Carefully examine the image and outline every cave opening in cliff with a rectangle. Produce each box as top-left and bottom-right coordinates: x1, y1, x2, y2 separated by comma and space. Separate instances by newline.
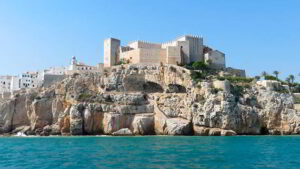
260, 126, 269, 135
167, 84, 187, 93
143, 82, 164, 93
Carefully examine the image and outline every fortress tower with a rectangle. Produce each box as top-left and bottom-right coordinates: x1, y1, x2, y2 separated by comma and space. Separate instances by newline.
104, 38, 120, 67
176, 35, 204, 62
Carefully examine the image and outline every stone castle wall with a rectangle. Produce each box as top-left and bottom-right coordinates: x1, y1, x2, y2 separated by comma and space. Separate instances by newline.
128, 41, 161, 49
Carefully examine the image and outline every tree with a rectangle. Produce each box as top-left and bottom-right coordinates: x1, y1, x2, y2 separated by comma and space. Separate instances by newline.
255, 76, 261, 81
286, 77, 291, 84
289, 75, 295, 84
273, 71, 279, 81
261, 71, 268, 79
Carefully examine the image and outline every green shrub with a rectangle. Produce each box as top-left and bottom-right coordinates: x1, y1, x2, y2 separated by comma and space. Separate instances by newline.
217, 76, 226, 81
273, 85, 289, 94
192, 61, 209, 71
264, 75, 277, 81
191, 71, 205, 81
231, 85, 245, 100
292, 85, 300, 93
244, 84, 251, 89
78, 93, 92, 100
217, 76, 254, 83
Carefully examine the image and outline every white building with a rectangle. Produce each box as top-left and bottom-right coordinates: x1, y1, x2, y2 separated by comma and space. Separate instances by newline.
20, 72, 42, 89
66, 56, 103, 75
44, 66, 66, 75
0, 56, 104, 98
0, 76, 20, 95
0, 76, 13, 93
10, 76, 21, 91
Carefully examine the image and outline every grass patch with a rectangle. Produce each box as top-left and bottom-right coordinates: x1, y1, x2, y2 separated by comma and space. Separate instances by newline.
78, 93, 93, 100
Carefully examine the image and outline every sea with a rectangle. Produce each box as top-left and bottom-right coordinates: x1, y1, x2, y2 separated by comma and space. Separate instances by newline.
0, 136, 300, 169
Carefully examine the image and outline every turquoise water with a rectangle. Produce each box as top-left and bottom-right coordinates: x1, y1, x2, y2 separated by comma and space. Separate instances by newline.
0, 136, 300, 169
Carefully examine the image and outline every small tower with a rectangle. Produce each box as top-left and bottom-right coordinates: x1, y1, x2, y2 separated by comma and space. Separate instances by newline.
71, 56, 77, 65
69, 56, 78, 71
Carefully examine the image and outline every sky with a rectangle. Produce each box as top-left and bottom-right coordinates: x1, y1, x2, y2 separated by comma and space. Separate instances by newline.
0, 0, 299, 81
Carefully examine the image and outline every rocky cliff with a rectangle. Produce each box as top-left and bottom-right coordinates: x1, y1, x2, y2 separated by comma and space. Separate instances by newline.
1, 64, 299, 136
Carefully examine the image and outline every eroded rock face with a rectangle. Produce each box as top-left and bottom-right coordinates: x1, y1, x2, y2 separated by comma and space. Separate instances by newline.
83, 104, 104, 135
30, 98, 53, 130
132, 115, 154, 135
70, 105, 83, 135
0, 64, 299, 136
0, 100, 15, 133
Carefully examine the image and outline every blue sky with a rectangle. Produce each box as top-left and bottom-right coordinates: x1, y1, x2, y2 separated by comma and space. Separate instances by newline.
0, 0, 299, 81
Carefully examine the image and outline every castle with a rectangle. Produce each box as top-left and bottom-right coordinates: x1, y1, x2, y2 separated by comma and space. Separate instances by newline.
0, 35, 245, 99
104, 35, 226, 69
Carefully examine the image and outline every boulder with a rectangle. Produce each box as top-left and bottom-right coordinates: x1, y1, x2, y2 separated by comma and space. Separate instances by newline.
11, 125, 31, 134
165, 118, 192, 135
193, 126, 210, 136
112, 128, 133, 136
50, 124, 61, 135
131, 114, 154, 135
208, 128, 221, 136
221, 129, 237, 136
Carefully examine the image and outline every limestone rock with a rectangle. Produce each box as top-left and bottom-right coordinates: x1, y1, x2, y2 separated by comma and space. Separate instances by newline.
30, 98, 53, 130
83, 104, 104, 134
70, 105, 83, 135
165, 118, 192, 135
11, 125, 31, 134
50, 124, 61, 135
0, 100, 15, 133
193, 126, 210, 136
112, 128, 133, 136
0, 64, 300, 136
131, 114, 154, 135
